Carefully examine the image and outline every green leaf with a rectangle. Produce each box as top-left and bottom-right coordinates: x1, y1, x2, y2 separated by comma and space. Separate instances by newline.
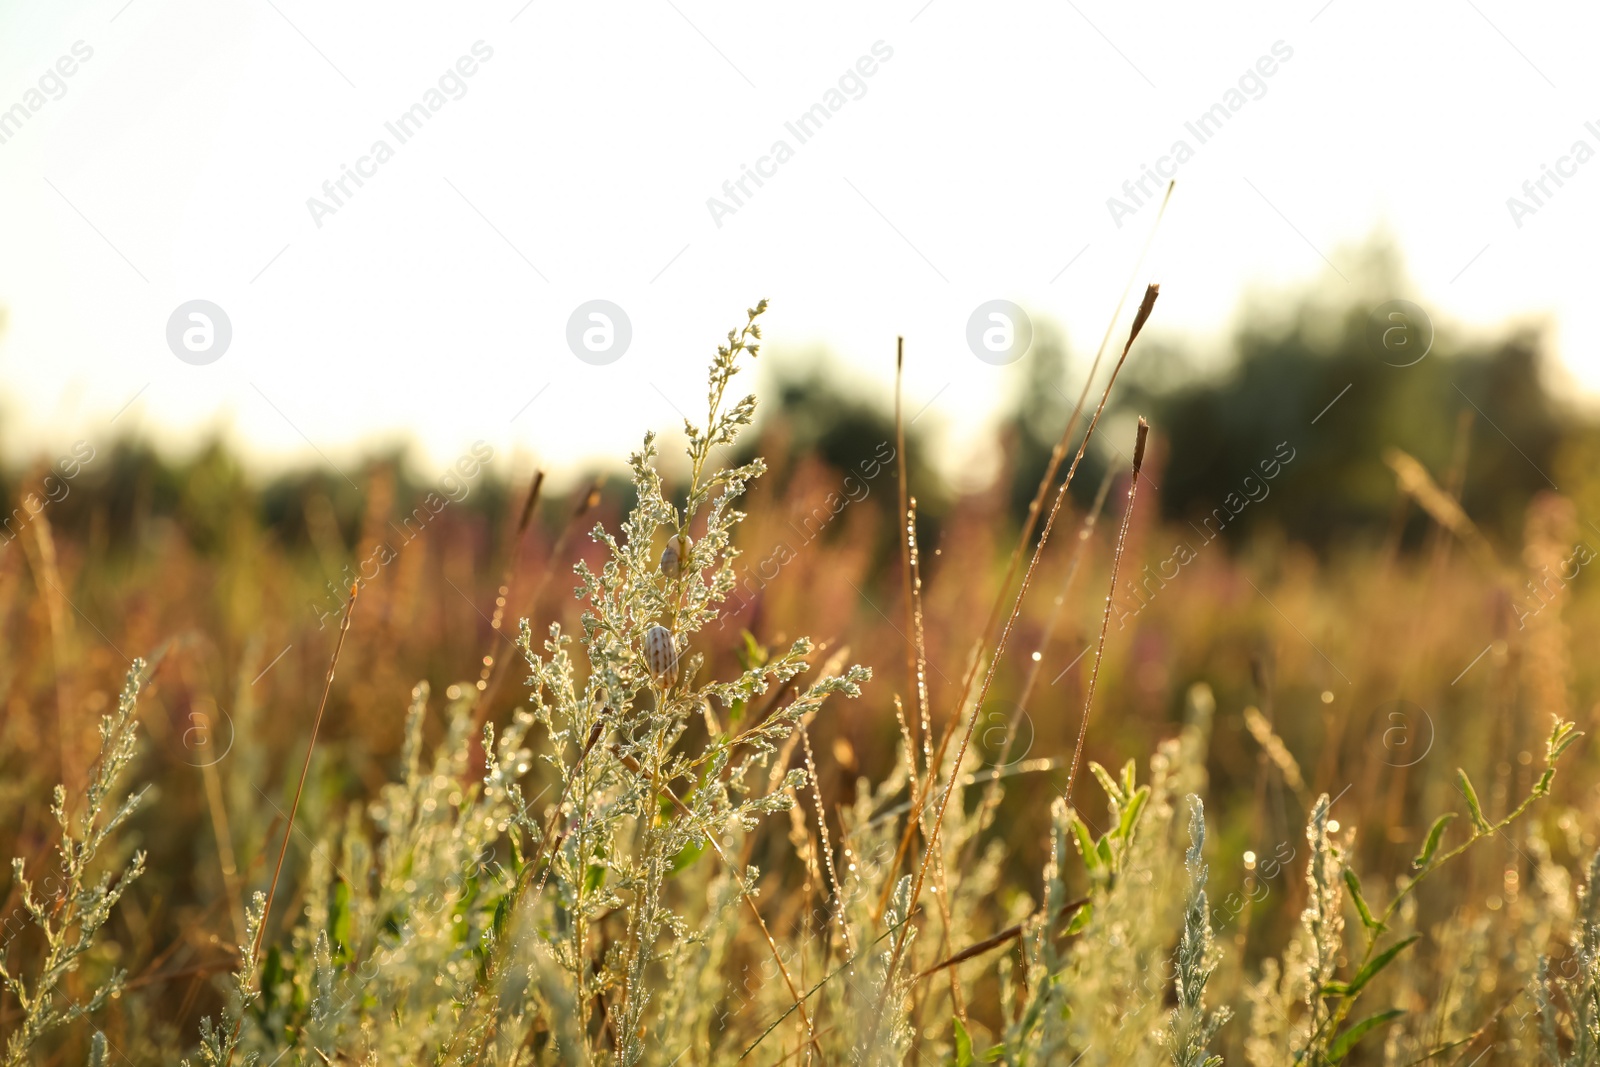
670, 839, 708, 875
1533, 767, 1556, 797
1413, 813, 1456, 869
953, 1017, 974, 1067
1119, 758, 1138, 799
1089, 761, 1125, 805
1066, 901, 1094, 934
1457, 769, 1491, 834
1320, 981, 1350, 997
260, 946, 285, 1013
1549, 719, 1582, 762
584, 863, 608, 894
1346, 934, 1420, 997
739, 629, 768, 669
330, 879, 354, 962
1343, 869, 1384, 932
1095, 835, 1114, 870
1118, 787, 1150, 844
491, 893, 513, 941
1068, 813, 1102, 873
1328, 1009, 1405, 1062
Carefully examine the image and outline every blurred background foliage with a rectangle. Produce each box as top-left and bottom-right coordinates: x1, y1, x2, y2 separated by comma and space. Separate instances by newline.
4, 242, 1576, 567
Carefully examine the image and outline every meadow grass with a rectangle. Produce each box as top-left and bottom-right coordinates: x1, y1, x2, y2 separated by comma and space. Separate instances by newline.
0, 299, 1595, 1065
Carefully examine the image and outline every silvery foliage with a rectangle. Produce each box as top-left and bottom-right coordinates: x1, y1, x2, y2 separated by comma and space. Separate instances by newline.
169, 303, 867, 1065
523, 299, 870, 1064
1536, 851, 1600, 1066
2, 661, 149, 1067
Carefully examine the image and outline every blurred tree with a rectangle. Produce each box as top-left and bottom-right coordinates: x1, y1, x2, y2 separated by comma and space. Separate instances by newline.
737, 352, 945, 517
1119, 244, 1563, 552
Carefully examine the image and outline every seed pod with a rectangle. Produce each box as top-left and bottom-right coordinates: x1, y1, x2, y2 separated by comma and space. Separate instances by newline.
643, 624, 679, 687
660, 534, 690, 579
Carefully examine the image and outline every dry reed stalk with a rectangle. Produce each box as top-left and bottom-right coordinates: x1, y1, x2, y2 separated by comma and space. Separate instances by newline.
868, 292, 1159, 1055
1426, 408, 1477, 573
899, 496, 965, 1027
1520, 494, 1576, 747
1063, 418, 1149, 810
1368, 409, 1477, 835
895, 338, 919, 750
783, 776, 823, 945
914, 895, 1090, 980
960, 463, 1118, 872
906, 498, 933, 775
20, 510, 77, 803
875, 187, 1173, 923
198, 751, 247, 948
894, 696, 919, 802
355, 464, 395, 608
528, 476, 602, 598
468, 468, 545, 729
800, 722, 852, 957
927, 844, 965, 1027
223, 583, 358, 1067
1385, 448, 1498, 569
1241, 705, 1308, 802
160, 637, 249, 951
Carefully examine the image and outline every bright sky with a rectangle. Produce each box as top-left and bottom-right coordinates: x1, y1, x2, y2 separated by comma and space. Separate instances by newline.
2, 0, 1597, 485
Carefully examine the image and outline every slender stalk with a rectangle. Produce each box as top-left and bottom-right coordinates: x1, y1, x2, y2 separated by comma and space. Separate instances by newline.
874, 185, 1173, 922
907, 498, 933, 778
914, 895, 1090, 980
867, 289, 1160, 1057
199, 721, 247, 952
469, 468, 544, 729
739, 915, 916, 1062
20, 512, 78, 804
901, 496, 964, 1027
1064, 419, 1149, 810
895, 337, 919, 751
960, 463, 1116, 873
478, 473, 603, 723
800, 723, 852, 957
223, 583, 358, 1066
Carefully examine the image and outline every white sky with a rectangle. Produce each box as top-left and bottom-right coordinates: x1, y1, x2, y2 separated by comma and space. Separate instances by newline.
2, 0, 1597, 485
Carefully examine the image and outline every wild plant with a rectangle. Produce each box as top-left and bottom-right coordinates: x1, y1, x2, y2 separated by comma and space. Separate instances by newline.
502, 299, 871, 1064
1243, 716, 1583, 1067
1535, 849, 1600, 1065
167, 301, 872, 1065
1169, 797, 1231, 1067
1, 661, 149, 1067
986, 726, 1200, 1066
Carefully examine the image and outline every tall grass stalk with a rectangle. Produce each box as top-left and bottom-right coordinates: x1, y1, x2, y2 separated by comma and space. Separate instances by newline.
869, 290, 1159, 1056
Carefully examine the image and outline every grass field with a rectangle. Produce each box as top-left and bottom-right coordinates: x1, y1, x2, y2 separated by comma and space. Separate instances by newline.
1, 295, 1597, 1066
